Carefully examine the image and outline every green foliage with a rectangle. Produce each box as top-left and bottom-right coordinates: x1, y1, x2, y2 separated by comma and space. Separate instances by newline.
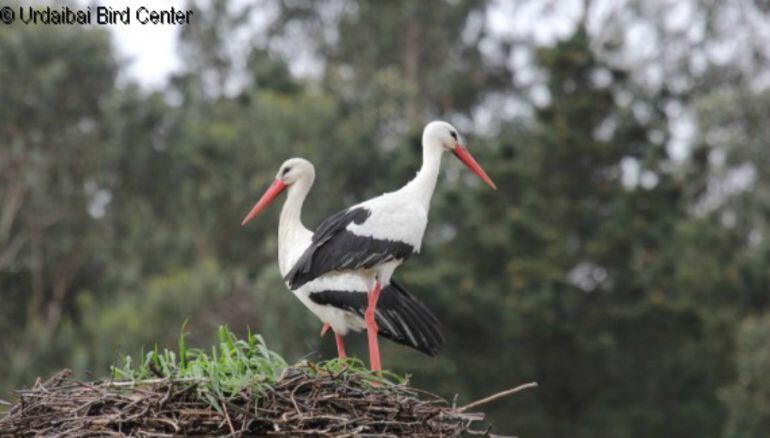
111, 326, 402, 411
112, 326, 288, 409
721, 314, 770, 437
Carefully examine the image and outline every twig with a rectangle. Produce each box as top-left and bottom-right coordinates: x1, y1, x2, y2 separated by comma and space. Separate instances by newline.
221, 399, 236, 436
456, 382, 538, 413
104, 377, 205, 387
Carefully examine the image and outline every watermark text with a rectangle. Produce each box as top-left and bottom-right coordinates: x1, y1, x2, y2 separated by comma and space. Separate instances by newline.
0, 5, 194, 26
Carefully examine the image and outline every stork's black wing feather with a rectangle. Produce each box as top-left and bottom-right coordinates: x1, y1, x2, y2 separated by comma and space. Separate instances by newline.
284, 207, 414, 290
308, 279, 443, 356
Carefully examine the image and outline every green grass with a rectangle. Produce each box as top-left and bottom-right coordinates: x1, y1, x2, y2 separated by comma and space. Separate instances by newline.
111, 325, 404, 411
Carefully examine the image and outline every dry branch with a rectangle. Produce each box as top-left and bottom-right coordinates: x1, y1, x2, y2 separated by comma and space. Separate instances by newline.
457, 382, 538, 413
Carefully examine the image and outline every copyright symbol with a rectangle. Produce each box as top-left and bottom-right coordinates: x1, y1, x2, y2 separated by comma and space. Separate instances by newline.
0, 7, 14, 24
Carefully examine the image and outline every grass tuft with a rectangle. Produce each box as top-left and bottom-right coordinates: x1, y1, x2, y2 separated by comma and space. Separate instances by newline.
110, 325, 404, 411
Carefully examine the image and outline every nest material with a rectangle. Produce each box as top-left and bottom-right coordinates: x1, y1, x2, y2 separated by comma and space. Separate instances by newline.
0, 367, 487, 437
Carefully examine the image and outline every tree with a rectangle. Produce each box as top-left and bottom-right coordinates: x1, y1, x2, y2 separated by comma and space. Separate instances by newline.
721, 313, 770, 438
0, 23, 117, 393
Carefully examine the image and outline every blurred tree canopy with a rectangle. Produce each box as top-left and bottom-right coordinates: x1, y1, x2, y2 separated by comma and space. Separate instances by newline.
2, 0, 770, 436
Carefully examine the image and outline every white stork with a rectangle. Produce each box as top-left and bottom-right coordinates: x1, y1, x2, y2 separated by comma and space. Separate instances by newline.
243, 121, 495, 371
241, 158, 443, 361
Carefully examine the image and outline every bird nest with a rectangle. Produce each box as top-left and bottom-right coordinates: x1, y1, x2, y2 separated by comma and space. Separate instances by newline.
0, 366, 492, 437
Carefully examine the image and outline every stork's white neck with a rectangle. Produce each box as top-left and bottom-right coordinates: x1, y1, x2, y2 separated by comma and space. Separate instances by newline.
402, 142, 445, 208
278, 178, 312, 274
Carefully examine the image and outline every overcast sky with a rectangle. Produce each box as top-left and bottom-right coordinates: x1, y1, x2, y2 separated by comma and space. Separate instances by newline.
102, 0, 729, 169
107, 0, 584, 89
97, 0, 186, 88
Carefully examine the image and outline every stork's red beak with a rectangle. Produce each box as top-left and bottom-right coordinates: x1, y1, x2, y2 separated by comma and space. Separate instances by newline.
241, 179, 287, 226
453, 145, 497, 190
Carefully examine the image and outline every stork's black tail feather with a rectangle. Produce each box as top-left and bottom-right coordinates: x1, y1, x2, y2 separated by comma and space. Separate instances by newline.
374, 279, 444, 356
307, 279, 444, 356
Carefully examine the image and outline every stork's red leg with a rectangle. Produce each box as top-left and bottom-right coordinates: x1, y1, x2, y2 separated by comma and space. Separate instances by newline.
335, 333, 347, 359
320, 322, 331, 337
364, 281, 382, 371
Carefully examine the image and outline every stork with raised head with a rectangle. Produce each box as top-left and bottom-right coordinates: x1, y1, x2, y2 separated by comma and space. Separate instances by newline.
241, 158, 443, 360
247, 121, 496, 371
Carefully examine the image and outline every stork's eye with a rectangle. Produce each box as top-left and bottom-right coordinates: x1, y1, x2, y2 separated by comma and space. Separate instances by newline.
281, 167, 291, 176
450, 131, 458, 140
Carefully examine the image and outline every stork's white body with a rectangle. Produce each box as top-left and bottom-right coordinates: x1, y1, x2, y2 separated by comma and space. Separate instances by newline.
345, 192, 432, 252
354, 130, 444, 253
277, 174, 368, 335
284, 132, 446, 289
